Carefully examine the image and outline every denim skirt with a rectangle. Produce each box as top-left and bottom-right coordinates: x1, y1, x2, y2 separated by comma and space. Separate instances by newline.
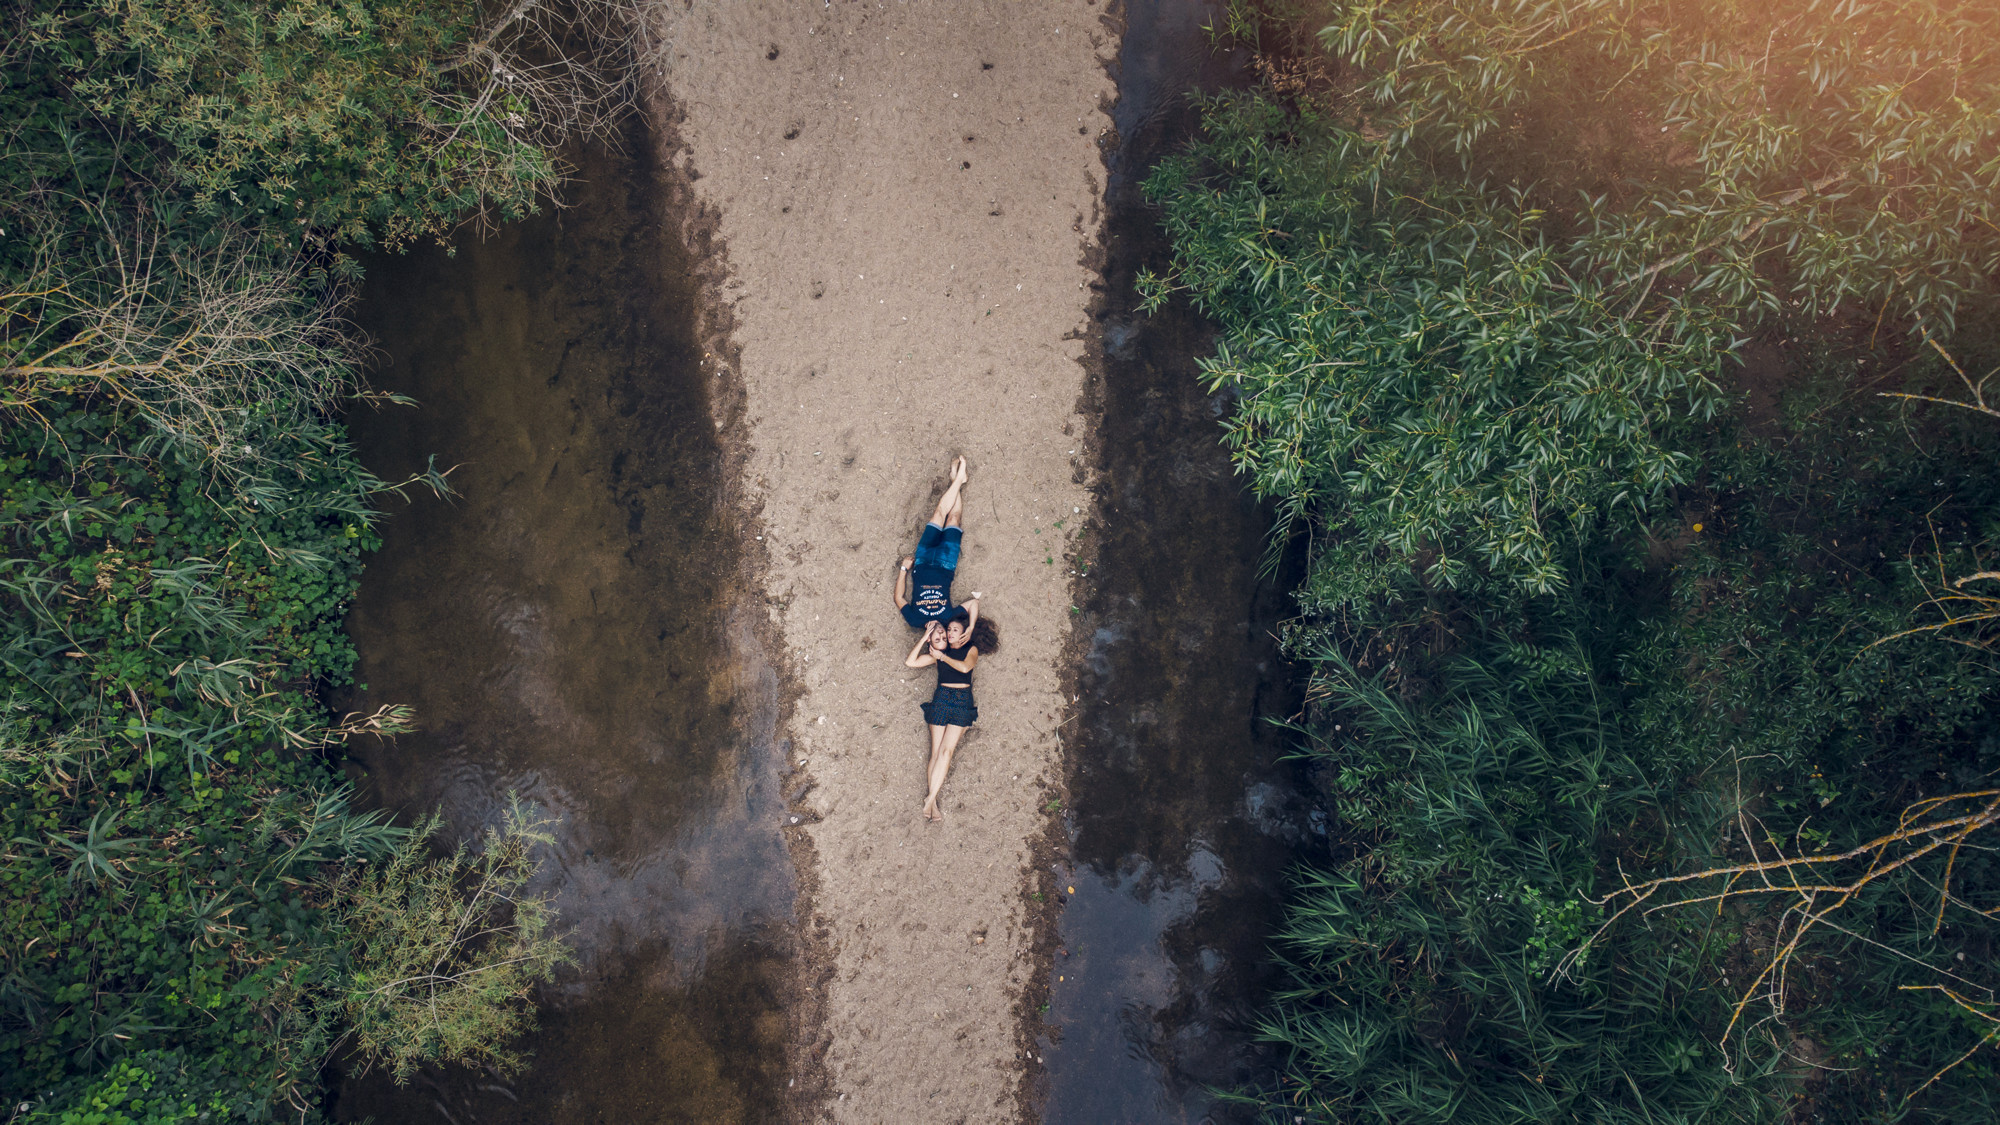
921, 685, 979, 727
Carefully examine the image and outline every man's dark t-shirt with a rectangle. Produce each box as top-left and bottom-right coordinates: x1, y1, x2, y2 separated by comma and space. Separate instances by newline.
901, 563, 953, 628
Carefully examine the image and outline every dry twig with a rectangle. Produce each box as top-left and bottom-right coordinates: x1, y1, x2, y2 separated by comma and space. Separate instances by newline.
1570, 790, 2000, 1092
1, 224, 357, 478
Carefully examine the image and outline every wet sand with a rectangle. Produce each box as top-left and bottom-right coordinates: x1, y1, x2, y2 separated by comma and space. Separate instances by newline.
645, 3, 1116, 1120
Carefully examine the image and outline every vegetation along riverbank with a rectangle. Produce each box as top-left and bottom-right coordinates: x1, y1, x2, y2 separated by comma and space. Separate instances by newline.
1139, 2, 2000, 1120
0, 0, 638, 1116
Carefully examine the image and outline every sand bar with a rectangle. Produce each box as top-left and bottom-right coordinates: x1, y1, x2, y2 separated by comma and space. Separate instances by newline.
646, 3, 1115, 1120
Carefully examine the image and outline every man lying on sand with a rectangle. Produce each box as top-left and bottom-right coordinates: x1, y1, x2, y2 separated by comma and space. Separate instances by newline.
892, 456, 980, 633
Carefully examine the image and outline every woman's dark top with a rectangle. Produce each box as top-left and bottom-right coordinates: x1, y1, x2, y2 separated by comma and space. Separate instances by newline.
936, 643, 975, 689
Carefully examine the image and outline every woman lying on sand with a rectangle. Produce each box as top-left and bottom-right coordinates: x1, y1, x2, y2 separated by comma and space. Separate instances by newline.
904, 609, 999, 821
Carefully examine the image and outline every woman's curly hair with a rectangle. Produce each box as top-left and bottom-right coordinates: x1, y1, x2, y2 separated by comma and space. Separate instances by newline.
969, 616, 999, 656
947, 607, 999, 655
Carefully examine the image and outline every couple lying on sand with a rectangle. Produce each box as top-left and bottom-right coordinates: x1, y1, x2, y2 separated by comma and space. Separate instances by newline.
890, 456, 999, 821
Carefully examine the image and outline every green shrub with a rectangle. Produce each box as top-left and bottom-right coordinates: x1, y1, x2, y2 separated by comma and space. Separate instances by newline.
1141, 94, 1733, 600
327, 801, 572, 1084
1160, 5, 2000, 1121
0, 344, 567, 1119
19, 1049, 265, 1124
0, 398, 386, 1103
1237, 0, 2000, 334
5, 0, 629, 250
1259, 648, 1777, 1124
1250, 419, 2000, 1116
0, 0, 609, 1111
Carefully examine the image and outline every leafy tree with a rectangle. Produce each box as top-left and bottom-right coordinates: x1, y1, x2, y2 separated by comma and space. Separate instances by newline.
1155, 4, 2000, 1121
322, 801, 571, 1084
5, 0, 636, 249
1296, 0, 2000, 334
1141, 95, 1734, 598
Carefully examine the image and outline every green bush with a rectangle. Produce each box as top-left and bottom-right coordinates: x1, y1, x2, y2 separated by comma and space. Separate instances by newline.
4, 0, 629, 250
1156, 5, 2000, 1121
1253, 414, 2000, 1118
327, 801, 571, 1083
1262, 649, 1776, 1124
1141, 94, 1733, 599
1245, 0, 2000, 334
1, 0, 607, 1113
0, 398, 389, 1103
19, 1049, 265, 1124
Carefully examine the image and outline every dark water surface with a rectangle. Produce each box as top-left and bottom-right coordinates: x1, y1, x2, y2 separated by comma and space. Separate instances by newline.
1039, 3, 1316, 1124
330, 139, 797, 1124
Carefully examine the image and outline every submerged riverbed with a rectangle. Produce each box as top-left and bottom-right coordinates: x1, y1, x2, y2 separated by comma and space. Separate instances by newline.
330, 140, 800, 1124
1037, 2, 1316, 1122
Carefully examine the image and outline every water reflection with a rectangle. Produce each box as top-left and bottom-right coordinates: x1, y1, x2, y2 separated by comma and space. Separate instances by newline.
329, 136, 798, 1123
1052, 847, 1225, 1081
1039, 1, 1316, 1122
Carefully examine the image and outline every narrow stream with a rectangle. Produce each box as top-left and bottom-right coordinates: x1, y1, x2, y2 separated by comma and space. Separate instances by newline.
1040, 3, 1316, 1123
329, 138, 798, 1124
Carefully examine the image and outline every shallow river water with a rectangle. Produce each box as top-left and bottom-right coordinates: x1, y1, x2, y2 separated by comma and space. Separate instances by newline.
331, 4, 1312, 1120
1036, 3, 1315, 1123
330, 140, 798, 1124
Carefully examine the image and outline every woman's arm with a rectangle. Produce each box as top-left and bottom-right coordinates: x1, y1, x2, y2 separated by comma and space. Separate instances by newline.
905, 626, 939, 667
892, 557, 913, 610
960, 595, 980, 631
935, 647, 979, 674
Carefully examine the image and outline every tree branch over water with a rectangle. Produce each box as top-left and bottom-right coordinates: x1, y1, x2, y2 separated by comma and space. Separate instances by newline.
1580, 790, 2000, 1092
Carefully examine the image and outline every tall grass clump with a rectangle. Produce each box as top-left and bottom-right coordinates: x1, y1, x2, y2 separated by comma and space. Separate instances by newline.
1265, 646, 1776, 1122
1149, 1, 2000, 1120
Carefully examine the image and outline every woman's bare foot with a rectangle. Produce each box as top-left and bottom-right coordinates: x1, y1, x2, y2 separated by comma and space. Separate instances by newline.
923, 800, 940, 821
951, 455, 968, 483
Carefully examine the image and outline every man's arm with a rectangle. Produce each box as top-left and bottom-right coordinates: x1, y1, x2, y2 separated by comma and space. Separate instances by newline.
893, 556, 913, 610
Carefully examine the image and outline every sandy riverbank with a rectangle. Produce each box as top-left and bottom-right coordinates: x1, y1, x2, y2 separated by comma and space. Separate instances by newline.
641, 3, 1115, 1120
